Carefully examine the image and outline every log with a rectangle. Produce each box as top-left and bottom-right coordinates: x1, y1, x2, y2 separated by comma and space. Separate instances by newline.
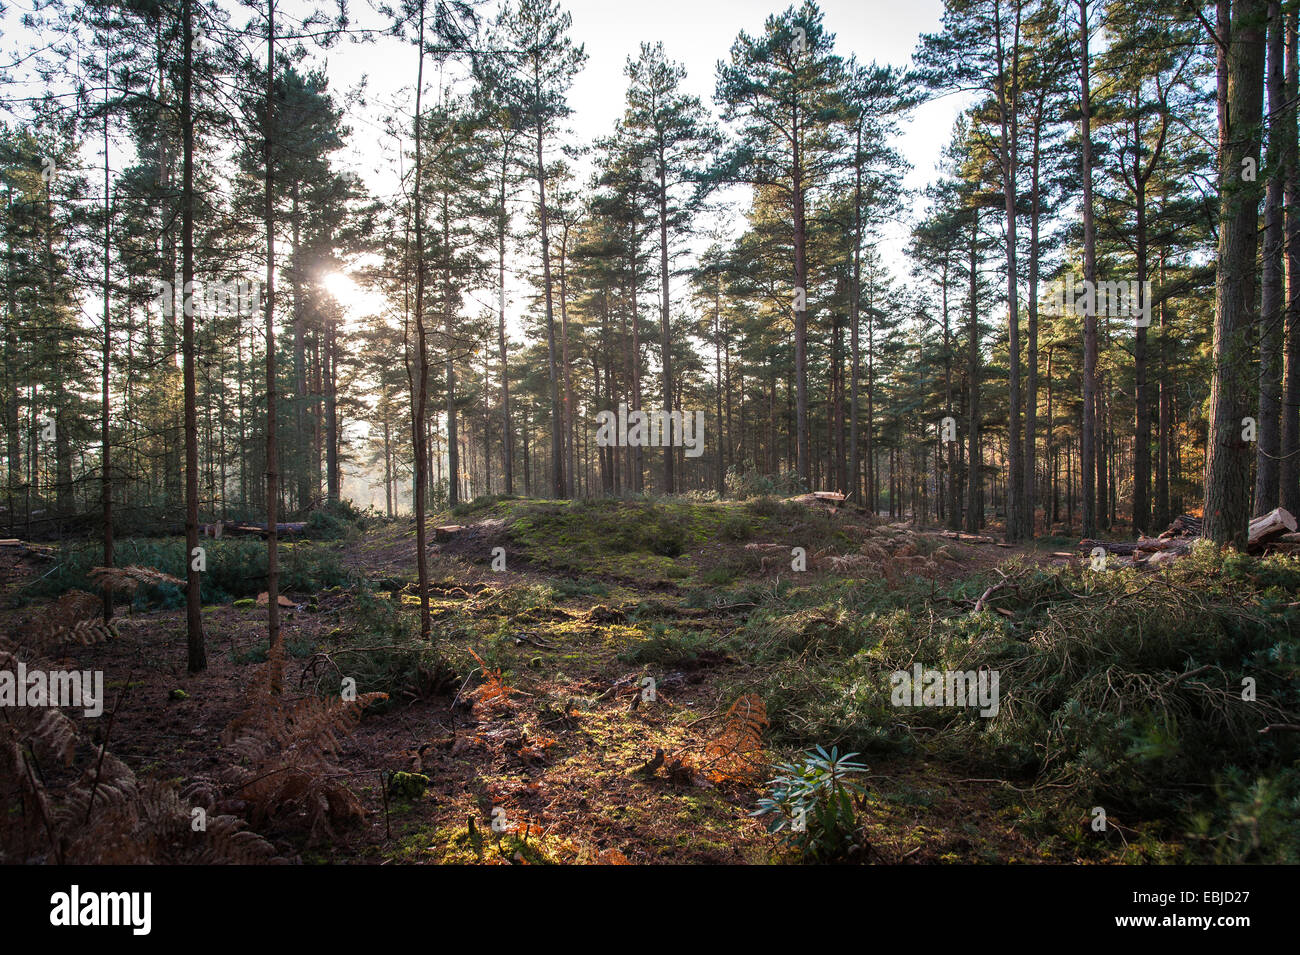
1081, 537, 1191, 556
1081, 539, 1140, 555
939, 531, 999, 545
1248, 507, 1297, 550
0, 539, 54, 558
205, 521, 307, 537
1158, 514, 1202, 538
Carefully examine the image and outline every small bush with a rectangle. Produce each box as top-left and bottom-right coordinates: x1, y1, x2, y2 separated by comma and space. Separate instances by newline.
753, 746, 868, 863
718, 511, 754, 542
727, 468, 805, 500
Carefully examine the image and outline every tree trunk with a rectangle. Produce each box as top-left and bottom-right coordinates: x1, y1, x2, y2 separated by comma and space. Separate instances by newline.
1257, 0, 1286, 514
410, 1, 432, 639
534, 64, 564, 499
1079, 0, 1099, 538
181, 0, 205, 672
1205, 0, 1267, 547
263, 0, 282, 666
1283, 7, 1300, 514
101, 41, 114, 622
965, 211, 981, 534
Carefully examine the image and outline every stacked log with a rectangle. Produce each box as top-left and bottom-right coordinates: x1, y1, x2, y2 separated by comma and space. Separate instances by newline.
1081, 508, 1297, 562
1158, 514, 1202, 539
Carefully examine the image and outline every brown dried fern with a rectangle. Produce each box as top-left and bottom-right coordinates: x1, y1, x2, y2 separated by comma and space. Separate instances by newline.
22, 591, 115, 651
0, 641, 280, 864
675, 693, 768, 786
221, 643, 386, 842
466, 647, 518, 717
88, 564, 183, 596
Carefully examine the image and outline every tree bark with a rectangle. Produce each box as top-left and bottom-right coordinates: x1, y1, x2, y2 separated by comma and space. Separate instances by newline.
1205, 0, 1267, 547
181, 0, 205, 672
1257, 0, 1286, 514
1079, 0, 1099, 538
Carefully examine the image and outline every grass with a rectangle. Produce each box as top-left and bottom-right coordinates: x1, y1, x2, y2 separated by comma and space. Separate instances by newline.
9, 496, 1298, 865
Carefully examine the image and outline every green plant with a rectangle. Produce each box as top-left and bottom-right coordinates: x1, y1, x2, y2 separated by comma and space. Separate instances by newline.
1188, 765, 1300, 863
727, 467, 805, 500
718, 511, 754, 542
753, 745, 868, 862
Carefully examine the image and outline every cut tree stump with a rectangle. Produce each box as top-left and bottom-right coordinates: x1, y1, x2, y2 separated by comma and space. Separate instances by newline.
434, 525, 463, 541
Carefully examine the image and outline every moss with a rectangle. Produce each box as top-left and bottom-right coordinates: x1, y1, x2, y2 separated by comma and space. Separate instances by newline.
387, 771, 430, 800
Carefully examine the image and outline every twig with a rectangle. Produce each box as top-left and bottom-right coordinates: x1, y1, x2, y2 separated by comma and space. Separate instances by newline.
1260, 723, 1300, 734
84, 669, 132, 825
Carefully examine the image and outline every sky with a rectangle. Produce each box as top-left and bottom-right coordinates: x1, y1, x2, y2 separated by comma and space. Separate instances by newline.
313, 0, 969, 324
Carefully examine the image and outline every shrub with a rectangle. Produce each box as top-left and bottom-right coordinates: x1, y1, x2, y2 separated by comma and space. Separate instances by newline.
25, 538, 351, 608
739, 555, 1300, 819
718, 511, 754, 542
753, 746, 868, 863
726, 467, 805, 500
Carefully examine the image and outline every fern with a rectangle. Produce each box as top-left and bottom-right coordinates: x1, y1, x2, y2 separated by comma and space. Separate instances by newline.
221, 642, 387, 842
685, 694, 768, 785
87, 564, 184, 596
21, 591, 116, 651
466, 647, 518, 717
0, 640, 281, 864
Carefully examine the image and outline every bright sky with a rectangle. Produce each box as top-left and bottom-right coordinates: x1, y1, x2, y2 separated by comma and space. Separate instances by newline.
315, 0, 966, 323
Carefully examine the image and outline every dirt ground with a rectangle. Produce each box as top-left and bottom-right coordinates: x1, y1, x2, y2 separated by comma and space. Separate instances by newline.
2, 500, 1148, 864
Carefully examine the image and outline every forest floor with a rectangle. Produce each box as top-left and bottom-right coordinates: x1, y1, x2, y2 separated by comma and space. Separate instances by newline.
5, 495, 1297, 864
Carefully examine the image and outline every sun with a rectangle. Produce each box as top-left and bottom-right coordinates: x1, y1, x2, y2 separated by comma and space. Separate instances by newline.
320, 270, 362, 304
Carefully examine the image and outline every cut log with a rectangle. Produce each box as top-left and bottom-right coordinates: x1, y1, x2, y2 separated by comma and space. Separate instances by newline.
1081, 538, 1191, 556
205, 521, 306, 537
0, 539, 54, 558
939, 531, 999, 545
1247, 507, 1297, 551
1158, 513, 1203, 538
